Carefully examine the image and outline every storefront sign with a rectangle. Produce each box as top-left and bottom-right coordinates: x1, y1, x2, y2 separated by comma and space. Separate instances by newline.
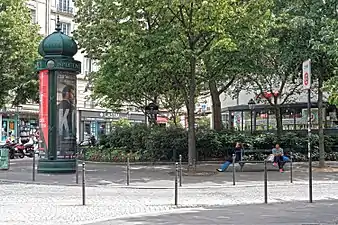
0, 148, 9, 170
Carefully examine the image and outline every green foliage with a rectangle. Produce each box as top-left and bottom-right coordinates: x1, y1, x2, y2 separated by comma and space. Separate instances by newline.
84, 125, 338, 162
112, 118, 131, 128
0, 0, 41, 106
196, 116, 210, 129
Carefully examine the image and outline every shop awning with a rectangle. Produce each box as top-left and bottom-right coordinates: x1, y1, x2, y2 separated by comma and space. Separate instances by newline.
157, 116, 168, 123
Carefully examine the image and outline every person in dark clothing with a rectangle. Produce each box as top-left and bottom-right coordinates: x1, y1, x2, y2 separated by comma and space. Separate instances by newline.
217, 142, 243, 172
57, 85, 75, 137
272, 144, 285, 173
56, 85, 76, 156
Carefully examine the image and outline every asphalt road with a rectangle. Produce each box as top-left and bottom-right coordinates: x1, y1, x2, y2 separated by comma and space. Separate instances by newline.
1, 158, 338, 186
92, 200, 338, 225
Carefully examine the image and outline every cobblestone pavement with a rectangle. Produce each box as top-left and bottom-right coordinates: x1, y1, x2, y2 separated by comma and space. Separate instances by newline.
94, 200, 338, 225
2, 181, 338, 225
1, 159, 338, 187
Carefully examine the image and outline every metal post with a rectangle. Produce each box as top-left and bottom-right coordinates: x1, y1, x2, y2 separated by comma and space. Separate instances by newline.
264, 160, 268, 204
127, 157, 130, 186
75, 158, 79, 184
82, 162, 86, 205
232, 154, 236, 185
32, 152, 36, 181
174, 162, 178, 206
179, 154, 182, 187
308, 89, 313, 203
290, 151, 293, 183
250, 110, 253, 134
193, 158, 196, 172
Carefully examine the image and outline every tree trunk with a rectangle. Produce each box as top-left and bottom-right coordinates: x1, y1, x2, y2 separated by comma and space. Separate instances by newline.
318, 73, 325, 167
209, 80, 222, 131
275, 106, 283, 139
187, 56, 197, 167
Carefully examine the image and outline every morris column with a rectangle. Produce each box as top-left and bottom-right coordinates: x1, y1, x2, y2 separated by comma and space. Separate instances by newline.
36, 17, 81, 173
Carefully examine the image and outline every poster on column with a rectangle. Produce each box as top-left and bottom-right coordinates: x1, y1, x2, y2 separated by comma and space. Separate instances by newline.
39, 70, 49, 154
56, 71, 77, 158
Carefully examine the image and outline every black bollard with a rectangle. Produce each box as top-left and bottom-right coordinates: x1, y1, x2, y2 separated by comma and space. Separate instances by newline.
82, 162, 86, 205
32, 152, 36, 181
232, 154, 236, 185
174, 162, 178, 206
179, 154, 182, 187
126, 157, 130, 186
290, 152, 293, 183
264, 160, 268, 204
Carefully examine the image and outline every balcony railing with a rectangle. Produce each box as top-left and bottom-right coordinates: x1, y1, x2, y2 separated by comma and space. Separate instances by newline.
57, 4, 74, 14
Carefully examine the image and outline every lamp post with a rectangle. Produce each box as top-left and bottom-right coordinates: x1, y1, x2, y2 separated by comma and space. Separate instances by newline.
248, 99, 256, 134
145, 103, 159, 125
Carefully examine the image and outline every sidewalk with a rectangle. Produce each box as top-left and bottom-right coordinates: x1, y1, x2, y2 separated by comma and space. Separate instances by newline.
96, 200, 338, 225
1, 180, 338, 225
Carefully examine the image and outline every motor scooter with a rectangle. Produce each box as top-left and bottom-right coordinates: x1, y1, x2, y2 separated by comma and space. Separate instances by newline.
5, 139, 24, 159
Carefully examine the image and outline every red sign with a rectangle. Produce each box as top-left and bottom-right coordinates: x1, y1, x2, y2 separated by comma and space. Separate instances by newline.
39, 70, 49, 149
304, 72, 309, 86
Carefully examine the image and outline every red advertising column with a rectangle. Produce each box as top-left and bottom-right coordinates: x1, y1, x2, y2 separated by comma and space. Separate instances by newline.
39, 70, 49, 154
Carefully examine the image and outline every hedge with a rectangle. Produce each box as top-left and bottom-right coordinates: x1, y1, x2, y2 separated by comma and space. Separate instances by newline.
81, 124, 338, 162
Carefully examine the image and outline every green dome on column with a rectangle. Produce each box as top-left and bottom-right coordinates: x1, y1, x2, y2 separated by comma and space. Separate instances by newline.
38, 16, 77, 58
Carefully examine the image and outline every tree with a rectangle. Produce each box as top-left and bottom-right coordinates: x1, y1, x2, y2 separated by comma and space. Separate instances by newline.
202, 0, 273, 131
282, 0, 338, 167
0, 0, 41, 106
160, 88, 185, 126
241, 14, 306, 138
75, 0, 277, 167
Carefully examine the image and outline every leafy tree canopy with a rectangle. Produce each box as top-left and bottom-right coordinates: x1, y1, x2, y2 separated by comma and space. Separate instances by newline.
0, 0, 41, 106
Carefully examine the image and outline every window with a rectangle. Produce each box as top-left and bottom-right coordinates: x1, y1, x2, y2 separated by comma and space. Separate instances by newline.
30, 9, 36, 23
60, 22, 71, 35
58, 0, 73, 14
83, 57, 92, 75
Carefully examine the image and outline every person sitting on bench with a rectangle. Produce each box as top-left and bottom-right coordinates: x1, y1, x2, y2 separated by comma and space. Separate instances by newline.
272, 144, 285, 173
217, 142, 242, 172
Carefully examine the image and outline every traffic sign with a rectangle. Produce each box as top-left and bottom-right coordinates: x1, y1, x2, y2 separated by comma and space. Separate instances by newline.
302, 59, 311, 90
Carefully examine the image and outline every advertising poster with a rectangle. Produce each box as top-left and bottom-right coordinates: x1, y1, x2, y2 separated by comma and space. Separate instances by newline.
39, 70, 49, 153
56, 71, 77, 158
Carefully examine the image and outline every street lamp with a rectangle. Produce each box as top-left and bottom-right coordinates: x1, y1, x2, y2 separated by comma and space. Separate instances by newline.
248, 99, 256, 134
145, 103, 159, 125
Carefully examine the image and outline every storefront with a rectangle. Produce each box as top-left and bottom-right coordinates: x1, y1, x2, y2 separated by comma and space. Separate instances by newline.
0, 108, 39, 142
78, 110, 146, 141
222, 102, 338, 132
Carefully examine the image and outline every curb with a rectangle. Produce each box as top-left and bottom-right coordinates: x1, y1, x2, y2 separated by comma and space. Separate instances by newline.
82, 160, 338, 167
0, 179, 91, 187
82, 160, 223, 166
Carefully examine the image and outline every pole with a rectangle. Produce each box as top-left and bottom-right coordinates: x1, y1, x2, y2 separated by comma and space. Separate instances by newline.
308, 89, 313, 203
232, 154, 236, 185
174, 162, 178, 206
179, 154, 182, 187
32, 152, 36, 181
290, 151, 293, 183
75, 158, 79, 184
250, 110, 253, 134
264, 159, 268, 204
82, 162, 86, 205
126, 157, 130, 186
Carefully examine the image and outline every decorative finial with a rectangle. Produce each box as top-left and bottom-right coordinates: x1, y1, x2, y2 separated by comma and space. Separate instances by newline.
55, 15, 61, 32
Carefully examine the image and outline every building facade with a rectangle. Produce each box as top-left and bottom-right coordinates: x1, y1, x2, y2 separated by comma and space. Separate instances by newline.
0, 0, 150, 143
218, 88, 338, 132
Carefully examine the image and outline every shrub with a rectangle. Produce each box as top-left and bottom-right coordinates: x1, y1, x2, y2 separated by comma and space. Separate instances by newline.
89, 125, 338, 162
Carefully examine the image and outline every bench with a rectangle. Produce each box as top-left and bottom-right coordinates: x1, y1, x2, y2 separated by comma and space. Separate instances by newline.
237, 149, 292, 172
